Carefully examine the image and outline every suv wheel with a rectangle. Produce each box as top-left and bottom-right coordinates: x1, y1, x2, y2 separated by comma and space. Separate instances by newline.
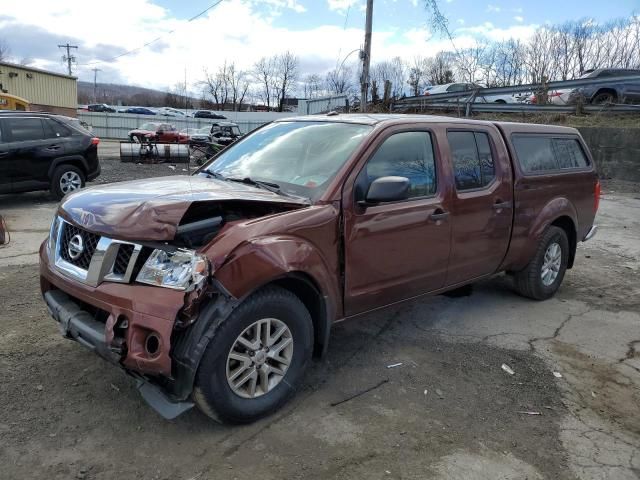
193, 286, 313, 423
51, 165, 85, 200
513, 226, 569, 300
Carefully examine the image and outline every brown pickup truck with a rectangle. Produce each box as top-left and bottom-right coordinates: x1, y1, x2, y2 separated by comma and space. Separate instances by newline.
40, 114, 599, 422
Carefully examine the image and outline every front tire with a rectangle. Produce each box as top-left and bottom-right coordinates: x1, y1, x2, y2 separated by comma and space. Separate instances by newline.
513, 226, 569, 300
194, 286, 313, 423
51, 165, 85, 200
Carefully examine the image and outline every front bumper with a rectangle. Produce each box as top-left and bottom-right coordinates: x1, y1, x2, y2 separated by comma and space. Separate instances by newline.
39, 241, 195, 418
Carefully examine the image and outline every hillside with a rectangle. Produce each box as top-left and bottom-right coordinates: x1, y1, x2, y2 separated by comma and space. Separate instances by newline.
77, 81, 201, 108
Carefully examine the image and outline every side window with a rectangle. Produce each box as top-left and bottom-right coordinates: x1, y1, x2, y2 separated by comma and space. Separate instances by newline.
552, 138, 588, 169
5, 118, 45, 142
512, 135, 557, 172
43, 119, 71, 138
512, 135, 589, 173
448, 131, 496, 190
363, 131, 437, 199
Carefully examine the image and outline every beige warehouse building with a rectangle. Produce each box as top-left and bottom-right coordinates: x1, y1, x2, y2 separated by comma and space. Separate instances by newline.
0, 61, 77, 116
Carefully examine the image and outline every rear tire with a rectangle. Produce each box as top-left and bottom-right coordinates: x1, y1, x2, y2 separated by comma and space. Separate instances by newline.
51, 165, 85, 200
513, 226, 569, 300
194, 286, 313, 423
592, 91, 616, 105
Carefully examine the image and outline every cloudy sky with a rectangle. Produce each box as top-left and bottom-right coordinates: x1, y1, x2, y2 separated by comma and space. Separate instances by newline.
0, 0, 636, 90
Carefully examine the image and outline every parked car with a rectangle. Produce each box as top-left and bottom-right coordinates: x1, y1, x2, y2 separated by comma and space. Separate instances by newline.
0, 111, 100, 199
128, 122, 189, 143
121, 107, 156, 115
157, 107, 189, 117
553, 69, 640, 105
209, 121, 243, 145
424, 83, 517, 103
40, 114, 598, 423
87, 103, 116, 113
186, 126, 214, 145
194, 110, 227, 119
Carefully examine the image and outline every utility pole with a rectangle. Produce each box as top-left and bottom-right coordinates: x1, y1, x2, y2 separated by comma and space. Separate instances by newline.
360, 0, 373, 113
58, 43, 78, 76
92, 68, 101, 103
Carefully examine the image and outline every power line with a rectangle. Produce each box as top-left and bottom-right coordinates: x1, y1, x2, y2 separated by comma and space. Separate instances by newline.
58, 43, 78, 75
78, 0, 225, 67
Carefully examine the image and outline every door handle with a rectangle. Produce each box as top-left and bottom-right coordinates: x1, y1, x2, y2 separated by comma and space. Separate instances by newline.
47, 145, 61, 150
493, 200, 512, 210
429, 209, 450, 221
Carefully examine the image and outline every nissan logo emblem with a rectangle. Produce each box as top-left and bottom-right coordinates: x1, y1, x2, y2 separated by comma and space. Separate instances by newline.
67, 234, 85, 260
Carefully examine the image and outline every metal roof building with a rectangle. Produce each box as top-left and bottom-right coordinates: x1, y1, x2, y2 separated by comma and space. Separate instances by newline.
0, 62, 77, 116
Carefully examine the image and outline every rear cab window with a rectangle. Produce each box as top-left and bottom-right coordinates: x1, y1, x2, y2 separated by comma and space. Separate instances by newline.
511, 135, 589, 173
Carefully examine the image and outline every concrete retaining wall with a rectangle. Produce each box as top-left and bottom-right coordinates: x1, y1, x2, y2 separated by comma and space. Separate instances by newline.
578, 127, 640, 182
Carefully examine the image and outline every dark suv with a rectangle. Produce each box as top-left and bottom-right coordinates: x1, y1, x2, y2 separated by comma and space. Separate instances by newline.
0, 112, 101, 199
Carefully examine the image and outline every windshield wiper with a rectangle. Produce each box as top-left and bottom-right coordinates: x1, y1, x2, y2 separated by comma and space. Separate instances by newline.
226, 177, 282, 192
226, 177, 310, 203
201, 169, 226, 181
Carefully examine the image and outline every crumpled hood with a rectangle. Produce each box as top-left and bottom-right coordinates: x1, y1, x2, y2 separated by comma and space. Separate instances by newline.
58, 175, 307, 241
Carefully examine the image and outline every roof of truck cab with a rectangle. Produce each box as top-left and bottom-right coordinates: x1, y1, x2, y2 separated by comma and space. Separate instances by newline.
278, 113, 580, 135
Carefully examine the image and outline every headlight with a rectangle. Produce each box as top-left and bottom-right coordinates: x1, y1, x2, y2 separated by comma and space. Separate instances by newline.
136, 248, 209, 291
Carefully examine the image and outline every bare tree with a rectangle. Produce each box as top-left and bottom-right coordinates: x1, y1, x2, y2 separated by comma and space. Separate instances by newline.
253, 56, 276, 109
425, 52, 455, 85
227, 63, 249, 111
274, 51, 299, 112
302, 73, 323, 99
407, 56, 430, 96
325, 65, 354, 95
201, 63, 229, 109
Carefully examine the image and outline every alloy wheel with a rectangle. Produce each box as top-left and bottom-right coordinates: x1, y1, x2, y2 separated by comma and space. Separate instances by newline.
226, 318, 294, 399
541, 242, 562, 286
59, 171, 82, 194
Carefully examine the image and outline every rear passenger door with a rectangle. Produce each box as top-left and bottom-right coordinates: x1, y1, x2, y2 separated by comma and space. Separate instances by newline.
445, 128, 513, 285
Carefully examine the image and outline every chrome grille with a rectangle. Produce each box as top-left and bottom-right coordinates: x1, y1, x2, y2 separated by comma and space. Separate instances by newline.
51, 217, 143, 287
113, 244, 135, 275
59, 223, 100, 269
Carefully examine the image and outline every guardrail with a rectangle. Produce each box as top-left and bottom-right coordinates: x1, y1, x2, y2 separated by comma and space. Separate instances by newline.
393, 74, 640, 114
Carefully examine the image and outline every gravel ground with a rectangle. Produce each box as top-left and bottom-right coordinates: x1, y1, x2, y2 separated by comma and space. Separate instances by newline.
0, 143, 638, 480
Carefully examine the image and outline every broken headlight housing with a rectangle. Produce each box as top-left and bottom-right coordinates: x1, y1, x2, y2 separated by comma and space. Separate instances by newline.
136, 248, 208, 291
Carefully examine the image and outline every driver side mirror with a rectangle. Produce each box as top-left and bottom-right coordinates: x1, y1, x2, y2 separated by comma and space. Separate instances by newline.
360, 176, 410, 206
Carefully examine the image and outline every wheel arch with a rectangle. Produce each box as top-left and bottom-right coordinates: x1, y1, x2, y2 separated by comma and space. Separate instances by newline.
550, 215, 577, 268
47, 155, 89, 179
269, 272, 331, 358
592, 88, 618, 102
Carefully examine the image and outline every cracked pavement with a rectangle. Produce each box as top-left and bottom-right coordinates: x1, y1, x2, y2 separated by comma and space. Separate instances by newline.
0, 165, 638, 479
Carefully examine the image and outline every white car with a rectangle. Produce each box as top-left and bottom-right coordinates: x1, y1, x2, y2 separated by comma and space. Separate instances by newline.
157, 107, 189, 117
423, 83, 517, 103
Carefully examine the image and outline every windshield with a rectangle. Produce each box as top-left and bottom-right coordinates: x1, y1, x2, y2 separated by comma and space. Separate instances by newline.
140, 122, 159, 130
201, 121, 372, 200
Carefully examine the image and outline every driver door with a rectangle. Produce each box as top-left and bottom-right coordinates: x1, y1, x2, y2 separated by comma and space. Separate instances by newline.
342, 128, 452, 316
